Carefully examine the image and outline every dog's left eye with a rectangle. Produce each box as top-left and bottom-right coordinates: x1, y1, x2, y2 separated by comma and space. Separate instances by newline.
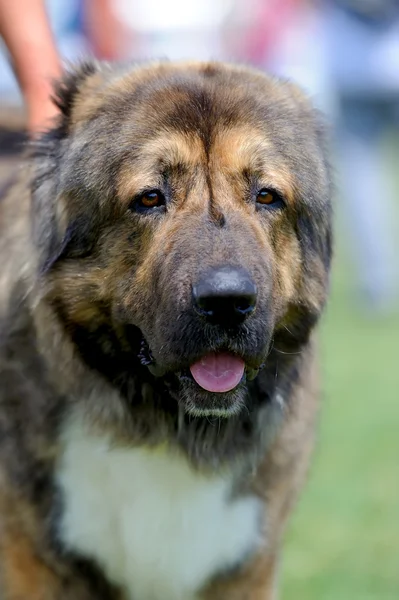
256, 188, 283, 207
131, 190, 166, 212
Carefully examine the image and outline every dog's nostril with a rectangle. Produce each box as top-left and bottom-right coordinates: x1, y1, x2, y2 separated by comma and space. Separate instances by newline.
192, 266, 257, 324
195, 296, 217, 317
234, 298, 254, 315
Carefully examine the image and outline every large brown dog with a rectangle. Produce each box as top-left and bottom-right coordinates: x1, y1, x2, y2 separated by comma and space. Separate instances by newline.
0, 61, 332, 600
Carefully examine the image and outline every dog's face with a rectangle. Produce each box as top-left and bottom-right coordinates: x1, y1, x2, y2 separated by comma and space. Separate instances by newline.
32, 62, 331, 419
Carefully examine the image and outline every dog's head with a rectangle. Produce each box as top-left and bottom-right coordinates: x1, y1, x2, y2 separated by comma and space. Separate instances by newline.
31, 61, 332, 420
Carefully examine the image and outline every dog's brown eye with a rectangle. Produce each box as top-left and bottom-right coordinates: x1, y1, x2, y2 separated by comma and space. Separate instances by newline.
139, 191, 165, 208
129, 190, 166, 214
256, 189, 278, 205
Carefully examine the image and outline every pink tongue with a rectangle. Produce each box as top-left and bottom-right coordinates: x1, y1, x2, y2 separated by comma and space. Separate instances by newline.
189, 352, 245, 393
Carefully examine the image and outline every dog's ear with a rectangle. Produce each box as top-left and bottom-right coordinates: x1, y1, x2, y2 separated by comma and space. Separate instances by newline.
30, 61, 103, 274
52, 61, 99, 122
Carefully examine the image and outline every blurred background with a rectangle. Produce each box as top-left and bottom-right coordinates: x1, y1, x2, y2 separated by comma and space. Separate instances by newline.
0, 1, 398, 598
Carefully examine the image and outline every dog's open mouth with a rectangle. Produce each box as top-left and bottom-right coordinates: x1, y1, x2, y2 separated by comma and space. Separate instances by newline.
139, 335, 262, 393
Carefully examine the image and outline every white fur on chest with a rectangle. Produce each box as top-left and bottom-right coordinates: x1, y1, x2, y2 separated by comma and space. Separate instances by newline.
57, 419, 261, 600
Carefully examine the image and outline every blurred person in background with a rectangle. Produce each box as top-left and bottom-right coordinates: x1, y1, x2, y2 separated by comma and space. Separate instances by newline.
0, 0, 63, 134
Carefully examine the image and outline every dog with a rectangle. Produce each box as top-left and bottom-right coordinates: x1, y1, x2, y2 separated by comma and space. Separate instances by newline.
0, 61, 332, 600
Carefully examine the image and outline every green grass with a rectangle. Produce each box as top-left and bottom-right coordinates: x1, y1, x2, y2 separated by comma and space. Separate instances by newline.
281, 254, 399, 599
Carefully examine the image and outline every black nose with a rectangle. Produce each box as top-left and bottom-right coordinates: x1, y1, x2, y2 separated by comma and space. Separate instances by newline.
192, 266, 257, 325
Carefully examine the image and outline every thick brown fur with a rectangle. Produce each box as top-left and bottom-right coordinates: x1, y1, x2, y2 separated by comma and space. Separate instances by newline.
0, 61, 332, 599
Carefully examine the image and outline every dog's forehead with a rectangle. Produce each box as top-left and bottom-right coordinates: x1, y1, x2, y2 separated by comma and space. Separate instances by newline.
129, 68, 293, 141
72, 62, 302, 140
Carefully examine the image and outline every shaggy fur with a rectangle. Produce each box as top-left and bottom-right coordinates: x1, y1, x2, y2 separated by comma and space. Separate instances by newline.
0, 60, 332, 599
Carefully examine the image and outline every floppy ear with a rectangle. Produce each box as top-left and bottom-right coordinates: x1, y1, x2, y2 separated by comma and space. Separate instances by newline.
30, 61, 102, 274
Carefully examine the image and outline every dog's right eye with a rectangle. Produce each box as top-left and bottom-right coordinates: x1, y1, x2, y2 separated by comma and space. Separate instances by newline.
130, 190, 166, 213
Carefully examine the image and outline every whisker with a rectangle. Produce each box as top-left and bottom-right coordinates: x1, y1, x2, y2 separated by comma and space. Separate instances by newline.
273, 347, 303, 356
283, 324, 295, 336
